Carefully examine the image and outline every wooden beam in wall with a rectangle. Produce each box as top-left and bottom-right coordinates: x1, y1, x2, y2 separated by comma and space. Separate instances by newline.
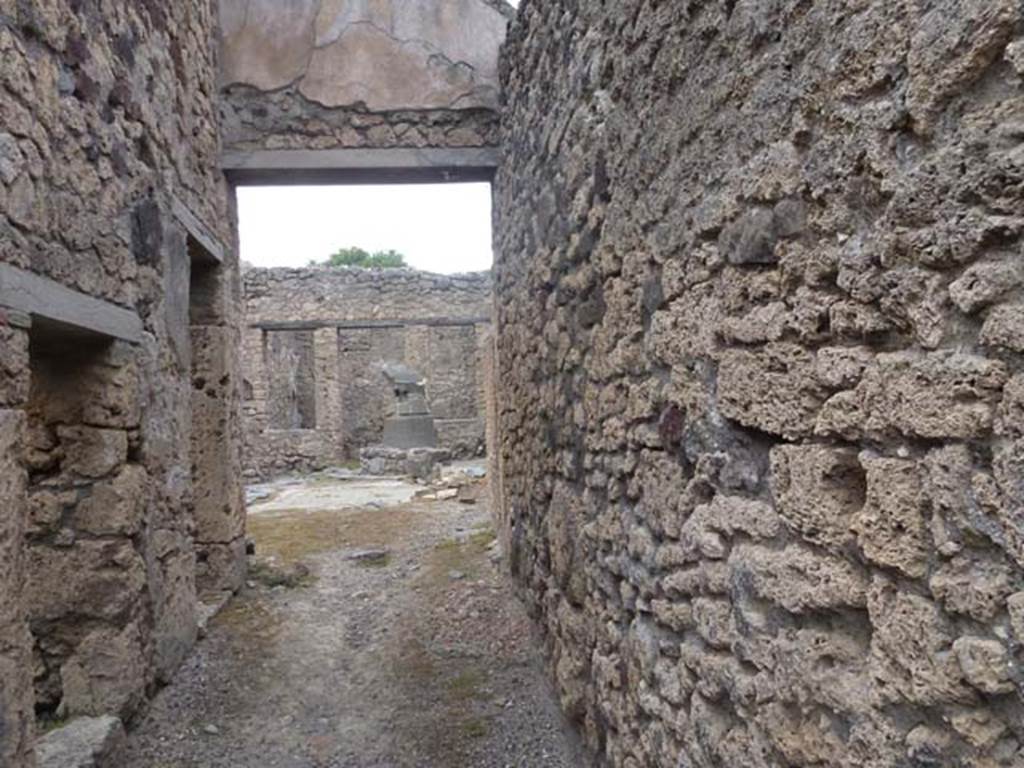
0, 264, 143, 343
221, 147, 500, 186
251, 316, 492, 332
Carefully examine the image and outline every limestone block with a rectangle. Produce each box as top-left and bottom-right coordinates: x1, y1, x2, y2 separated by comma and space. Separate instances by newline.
907, 0, 1019, 127
1008, 593, 1024, 642
191, 326, 244, 549
718, 208, 779, 265
949, 707, 1009, 751
992, 439, 1024, 567
730, 544, 869, 613
828, 300, 895, 341
929, 555, 1014, 622
56, 426, 128, 479
148, 536, 198, 683
980, 304, 1024, 353
36, 715, 125, 768
195, 538, 246, 598
78, 346, 141, 429
27, 540, 146, 623
817, 352, 1008, 440
718, 343, 826, 439
0, 409, 33, 768
853, 456, 930, 578
0, 319, 29, 407
60, 623, 147, 718
770, 444, 863, 550
996, 374, 1024, 437
74, 465, 147, 536
949, 262, 1022, 314
757, 702, 846, 766
868, 580, 974, 706
679, 495, 780, 561
814, 345, 873, 389
953, 637, 1014, 695
27, 487, 76, 536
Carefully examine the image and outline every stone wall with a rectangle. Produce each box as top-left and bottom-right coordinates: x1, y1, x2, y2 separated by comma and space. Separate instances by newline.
494, 2, 1024, 767
243, 267, 492, 479
218, 0, 513, 154
0, 2, 242, 765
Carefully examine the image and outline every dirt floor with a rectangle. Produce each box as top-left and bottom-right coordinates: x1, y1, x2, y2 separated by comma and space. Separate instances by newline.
117, 471, 588, 768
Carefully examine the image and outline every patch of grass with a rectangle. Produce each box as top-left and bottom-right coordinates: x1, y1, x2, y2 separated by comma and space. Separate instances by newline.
458, 717, 490, 739
37, 714, 69, 734
427, 526, 496, 584
247, 506, 415, 564
248, 559, 315, 588
213, 598, 283, 654
445, 669, 488, 702
354, 552, 392, 569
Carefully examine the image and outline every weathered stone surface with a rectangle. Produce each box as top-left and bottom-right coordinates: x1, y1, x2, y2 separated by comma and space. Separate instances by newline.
949, 262, 1022, 315
74, 466, 147, 537
980, 304, 1024, 353
718, 344, 826, 439
36, 715, 125, 768
26, 541, 146, 624
953, 637, 1014, 695
929, 555, 1015, 622
60, 623, 147, 717
56, 427, 128, 480
868, 579, 974, 706
0, 409, 34, 767
2, 0, 241, 763
852, 456, 930, 578
817, 352, 1008, 440
493, 2, 1024, 765
730, 543, 869, 613
219, 0, 510, 155
770, 444, 863, 550
219, 0, 321, 92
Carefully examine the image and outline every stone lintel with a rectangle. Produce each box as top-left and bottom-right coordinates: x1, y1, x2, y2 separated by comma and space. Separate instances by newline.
0, 264, 142, 344
170, 195, 225, 265
221, 147, 500, 185
252, 316, 491, 332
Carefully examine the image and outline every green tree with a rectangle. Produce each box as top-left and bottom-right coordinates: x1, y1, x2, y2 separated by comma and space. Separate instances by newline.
310, 247, 407, 269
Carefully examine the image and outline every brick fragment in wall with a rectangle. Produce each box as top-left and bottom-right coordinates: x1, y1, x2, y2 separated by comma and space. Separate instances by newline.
493, 1, 1024, 765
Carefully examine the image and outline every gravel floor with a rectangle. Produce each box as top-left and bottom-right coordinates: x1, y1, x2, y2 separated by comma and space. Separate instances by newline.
117, 476, 589, 768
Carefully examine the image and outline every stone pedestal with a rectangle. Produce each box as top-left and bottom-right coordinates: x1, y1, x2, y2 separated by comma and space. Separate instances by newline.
382, 415, 438, 449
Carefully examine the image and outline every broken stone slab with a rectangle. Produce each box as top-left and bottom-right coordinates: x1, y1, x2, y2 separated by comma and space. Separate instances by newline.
36, 716, 125, 768
346, 549, 390, 564
196, 591, 234, 639
359, 446, 451, 479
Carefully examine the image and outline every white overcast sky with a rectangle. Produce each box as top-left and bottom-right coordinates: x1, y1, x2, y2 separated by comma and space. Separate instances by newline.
237, 183, 494, 275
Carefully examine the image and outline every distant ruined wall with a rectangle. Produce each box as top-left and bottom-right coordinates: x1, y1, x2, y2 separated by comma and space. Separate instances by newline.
0, 1, 242, 765
217, 0, 513, 154
243, 267, 492, 479
495, 2, 1024, 767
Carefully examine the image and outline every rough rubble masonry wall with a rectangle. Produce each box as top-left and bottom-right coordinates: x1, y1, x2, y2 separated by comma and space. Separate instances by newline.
495, 2, 1024, 767
218, 0, 514, 154
0, 2, 242, 765
243, 267, 492, 479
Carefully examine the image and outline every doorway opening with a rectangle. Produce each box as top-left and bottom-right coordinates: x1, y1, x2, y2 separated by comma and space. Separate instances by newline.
235, 183, 495, 482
